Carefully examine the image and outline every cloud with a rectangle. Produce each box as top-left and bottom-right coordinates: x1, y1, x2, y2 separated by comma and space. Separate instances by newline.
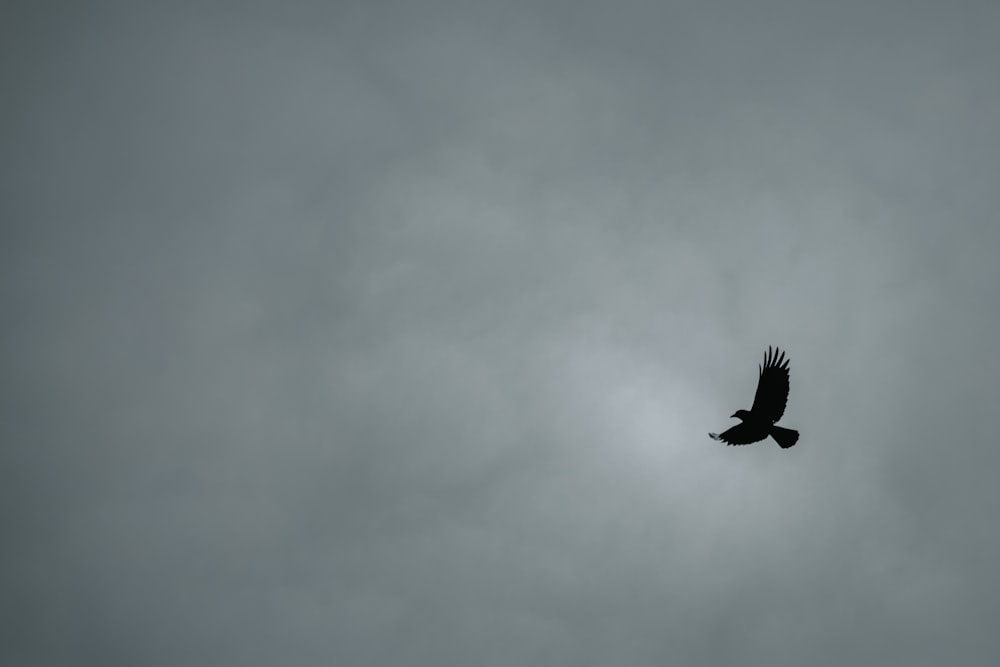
3, 1, 999, 665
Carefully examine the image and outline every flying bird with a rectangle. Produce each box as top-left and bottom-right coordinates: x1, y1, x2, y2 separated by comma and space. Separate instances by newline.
709, 346, 799, 448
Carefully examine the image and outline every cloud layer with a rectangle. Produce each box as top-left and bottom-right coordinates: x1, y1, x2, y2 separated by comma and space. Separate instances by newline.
3, 1, 999, 665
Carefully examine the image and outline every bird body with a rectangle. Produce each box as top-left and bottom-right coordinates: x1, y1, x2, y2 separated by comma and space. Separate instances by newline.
709, 346, 799, 448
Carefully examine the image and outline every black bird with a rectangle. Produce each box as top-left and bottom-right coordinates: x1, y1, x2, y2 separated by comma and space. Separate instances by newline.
709, 346, 799, 448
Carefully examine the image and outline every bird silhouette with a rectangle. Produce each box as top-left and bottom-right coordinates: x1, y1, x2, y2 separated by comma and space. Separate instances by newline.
709, 346, 799, 448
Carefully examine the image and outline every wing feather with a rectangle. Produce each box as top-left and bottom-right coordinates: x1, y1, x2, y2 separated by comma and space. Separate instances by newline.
709, 423, 768, 446
750, 345, 791, 422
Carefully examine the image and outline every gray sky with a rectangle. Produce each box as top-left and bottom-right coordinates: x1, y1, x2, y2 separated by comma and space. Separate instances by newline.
3, 1, 999, 665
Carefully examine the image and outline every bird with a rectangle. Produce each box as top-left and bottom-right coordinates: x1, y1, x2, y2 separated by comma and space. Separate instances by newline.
709, 346, 799, 448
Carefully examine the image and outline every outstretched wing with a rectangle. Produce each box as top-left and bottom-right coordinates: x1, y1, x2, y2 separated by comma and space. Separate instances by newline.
750, 346, 791, 423
709, 423, 768, 446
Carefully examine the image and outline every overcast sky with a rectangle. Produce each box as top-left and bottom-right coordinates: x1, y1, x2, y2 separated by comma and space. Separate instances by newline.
3, 1, 1000, 665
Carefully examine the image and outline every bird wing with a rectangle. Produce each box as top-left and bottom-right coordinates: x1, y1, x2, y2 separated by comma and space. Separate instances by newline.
709, 423, 768, 446
750, 346, 791, 423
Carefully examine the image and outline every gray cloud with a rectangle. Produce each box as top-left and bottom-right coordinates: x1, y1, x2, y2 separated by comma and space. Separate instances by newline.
3, 1, 999, 665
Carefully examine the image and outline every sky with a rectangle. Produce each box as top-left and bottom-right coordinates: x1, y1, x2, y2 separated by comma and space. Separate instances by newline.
2, 1, 999, 665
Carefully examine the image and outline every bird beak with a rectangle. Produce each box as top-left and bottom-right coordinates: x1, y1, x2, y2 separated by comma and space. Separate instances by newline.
730, 412, 737, 418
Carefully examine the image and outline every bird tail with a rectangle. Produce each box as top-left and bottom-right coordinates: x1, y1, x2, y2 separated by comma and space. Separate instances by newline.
769, 426, 799, 449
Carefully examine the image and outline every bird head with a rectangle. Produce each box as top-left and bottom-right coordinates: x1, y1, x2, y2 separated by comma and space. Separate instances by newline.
731, 409, 752, 421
